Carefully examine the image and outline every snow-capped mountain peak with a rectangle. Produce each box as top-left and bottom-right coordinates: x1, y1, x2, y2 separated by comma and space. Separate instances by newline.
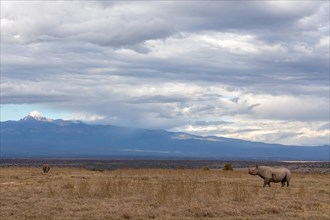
21, 111, 53, 122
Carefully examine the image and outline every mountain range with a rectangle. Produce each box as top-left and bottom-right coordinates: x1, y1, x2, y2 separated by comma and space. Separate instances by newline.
1, 114, 329, 160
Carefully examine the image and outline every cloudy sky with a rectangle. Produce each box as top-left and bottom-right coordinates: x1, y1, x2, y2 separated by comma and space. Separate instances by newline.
1, 1, 329, 146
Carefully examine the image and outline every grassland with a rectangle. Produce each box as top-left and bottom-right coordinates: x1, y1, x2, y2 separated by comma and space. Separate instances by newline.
1, 167, 329, 219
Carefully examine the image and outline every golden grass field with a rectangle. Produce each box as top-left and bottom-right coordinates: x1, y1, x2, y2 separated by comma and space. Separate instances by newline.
1, 167, 329, 220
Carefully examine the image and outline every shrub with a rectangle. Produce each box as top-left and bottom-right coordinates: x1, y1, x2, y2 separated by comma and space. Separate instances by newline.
223, 163, 233, 171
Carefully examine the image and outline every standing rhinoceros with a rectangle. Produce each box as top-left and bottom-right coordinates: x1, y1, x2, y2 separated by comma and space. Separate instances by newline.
42, 163, 50, 173
248, 165, 291, 187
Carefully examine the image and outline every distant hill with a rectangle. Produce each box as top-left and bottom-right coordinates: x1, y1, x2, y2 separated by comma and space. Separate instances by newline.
1, 115, 329, 160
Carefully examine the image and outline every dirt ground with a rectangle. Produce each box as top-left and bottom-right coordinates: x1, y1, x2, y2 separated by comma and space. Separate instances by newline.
1, 167, 329, 219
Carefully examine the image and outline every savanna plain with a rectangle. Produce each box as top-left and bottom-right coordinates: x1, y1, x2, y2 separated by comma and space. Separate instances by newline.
1, 166, 329, 220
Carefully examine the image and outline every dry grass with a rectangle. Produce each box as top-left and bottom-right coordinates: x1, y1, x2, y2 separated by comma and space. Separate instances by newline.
1, 167, 329, 219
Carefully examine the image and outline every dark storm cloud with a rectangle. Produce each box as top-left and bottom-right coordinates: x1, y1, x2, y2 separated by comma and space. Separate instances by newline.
1, 1, 175, 47
1, 95, 66, 104
2, 2, 328, 84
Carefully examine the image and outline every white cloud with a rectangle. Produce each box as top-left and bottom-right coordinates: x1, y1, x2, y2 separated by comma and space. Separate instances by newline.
68, 112, 105, 122
29, 110, 42, 118
246, 94, 329, 121
176, 119, 329, 146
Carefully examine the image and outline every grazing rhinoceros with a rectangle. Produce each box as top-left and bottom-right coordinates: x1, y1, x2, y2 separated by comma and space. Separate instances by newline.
42, 163, 50, 173
248, 165, 291, 187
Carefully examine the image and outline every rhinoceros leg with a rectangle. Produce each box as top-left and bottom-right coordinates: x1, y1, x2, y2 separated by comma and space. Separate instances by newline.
263, 179, 271, 187
263, 180, 267, 187
281, 181, 285, 187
